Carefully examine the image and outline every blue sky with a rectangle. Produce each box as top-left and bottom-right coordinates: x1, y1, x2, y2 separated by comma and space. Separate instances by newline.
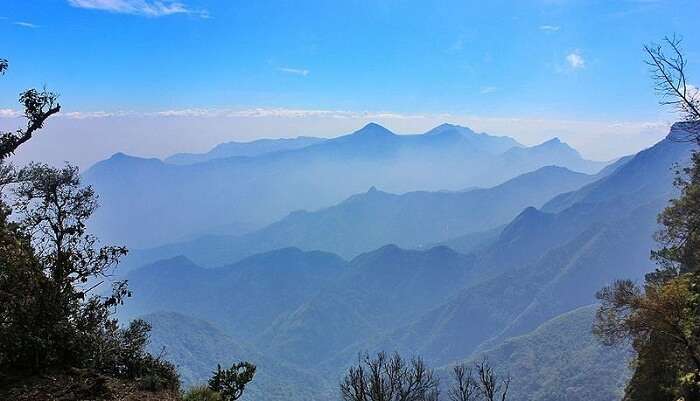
1, 0, 699, 165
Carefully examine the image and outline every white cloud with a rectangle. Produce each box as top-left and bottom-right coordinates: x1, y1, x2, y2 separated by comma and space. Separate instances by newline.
67, 0, 208, 18
0, 107, 429, 120
566, 51, 585, 69
278, 67, 310, 77
687, 84, 699, 99
539, 25, 560, 32
480, 86, 498, 94
14, 21, 39, 28
0, 106, 672, 165
0, 109, 22, 118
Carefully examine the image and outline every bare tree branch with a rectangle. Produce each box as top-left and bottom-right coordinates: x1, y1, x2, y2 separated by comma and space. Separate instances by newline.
644, 35, 700, 142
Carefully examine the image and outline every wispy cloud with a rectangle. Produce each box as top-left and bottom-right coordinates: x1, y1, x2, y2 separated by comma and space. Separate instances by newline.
14, 21, 39, 28
278, 67, 310, 77
479, 86, 498, 94
566, 50, 585, 69
0, 109, 22, 118
447, 37, 464, 54
539, 25, 560, 32
0, 107, 427, 120
67, 0, 209, 18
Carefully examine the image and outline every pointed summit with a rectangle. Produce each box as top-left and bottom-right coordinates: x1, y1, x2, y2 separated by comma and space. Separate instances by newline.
530, 137, 579, 155
539, 137, 563, 146
351, 122, 396, 138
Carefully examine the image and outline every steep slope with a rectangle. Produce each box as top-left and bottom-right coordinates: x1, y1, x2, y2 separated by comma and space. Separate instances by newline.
449, 306, 631, 401
165, 136, 325, 165
542, 126, 694, 213
123, 165, 596, 269
258, 245, 479, 366
85, 123, 603, 248
144, 312, 334, 401
119, 129, 691, 401
364, 133, 694, 367
121, 248, 347, 341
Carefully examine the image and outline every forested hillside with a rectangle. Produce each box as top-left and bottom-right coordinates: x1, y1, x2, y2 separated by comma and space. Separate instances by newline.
120, 126, 694, 400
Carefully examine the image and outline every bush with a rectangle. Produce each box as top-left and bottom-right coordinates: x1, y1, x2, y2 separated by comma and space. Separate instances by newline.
208, 362, 256, 401
183, 385, 223, 401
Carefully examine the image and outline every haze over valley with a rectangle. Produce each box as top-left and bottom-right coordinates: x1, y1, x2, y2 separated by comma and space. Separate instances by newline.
2, 2, 699, 401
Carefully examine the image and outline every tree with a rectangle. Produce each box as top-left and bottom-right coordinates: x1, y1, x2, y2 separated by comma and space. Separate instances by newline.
595, 36, 700, 401
644, 36, 700, 142
448, 364, 477, 401
340, 352, 440, 401
0, 59, 61, 159
208, 362, 256, 401
0, 57, 179, 393
473, 358, 510, 401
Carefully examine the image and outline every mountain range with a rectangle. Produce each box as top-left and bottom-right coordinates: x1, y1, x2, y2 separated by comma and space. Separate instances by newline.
165, 136, 326, 165
116, 124, 695, 401
122, 164, 601, 269
85, 123, 606, 248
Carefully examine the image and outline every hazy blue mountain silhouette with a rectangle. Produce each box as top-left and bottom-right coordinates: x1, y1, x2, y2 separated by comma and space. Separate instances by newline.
165, 136, 325, 165
121, 127, 693, 401
85, 123, 605, 248
122, 165, 598, 269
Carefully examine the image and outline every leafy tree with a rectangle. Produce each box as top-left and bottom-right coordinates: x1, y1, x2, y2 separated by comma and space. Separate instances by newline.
595, 35, 700, 401
0, 57, 178, 392
0, 60, 61, 160
208, 362, 256, 401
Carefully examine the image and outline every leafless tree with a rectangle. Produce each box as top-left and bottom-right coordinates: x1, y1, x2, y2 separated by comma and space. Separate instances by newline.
644, 35, 700, 142
474, 358, 510, 401
448, 364, 478, 401
340, 352, 440, 401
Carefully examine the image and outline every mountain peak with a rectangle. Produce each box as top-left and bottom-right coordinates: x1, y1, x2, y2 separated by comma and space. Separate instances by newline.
540, 137, 563, 146
425, 123, 475, 136
352, 122, 396, 137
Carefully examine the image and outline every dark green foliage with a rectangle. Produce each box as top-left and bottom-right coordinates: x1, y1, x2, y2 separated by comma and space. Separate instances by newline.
0, 163, 179, 390
595, 37, 700, 401
208, 362, 256, 401
0, 90, 60, 159
653, 151, 700, 274
0, 57, 179, 394
0, 58, 60, 159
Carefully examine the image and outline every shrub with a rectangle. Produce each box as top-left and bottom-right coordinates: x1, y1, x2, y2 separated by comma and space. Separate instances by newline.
183, 385, 223, 401
208, 362, 256, 401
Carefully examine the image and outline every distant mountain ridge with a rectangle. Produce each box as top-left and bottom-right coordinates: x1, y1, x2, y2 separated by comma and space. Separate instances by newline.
120, 127, 695, 401
85, 123, 606, 248
165, 136, 326, 165
122, 164, 599, 268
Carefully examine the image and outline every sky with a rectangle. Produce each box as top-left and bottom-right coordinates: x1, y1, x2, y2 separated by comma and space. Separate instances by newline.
1, 0, 699, 167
